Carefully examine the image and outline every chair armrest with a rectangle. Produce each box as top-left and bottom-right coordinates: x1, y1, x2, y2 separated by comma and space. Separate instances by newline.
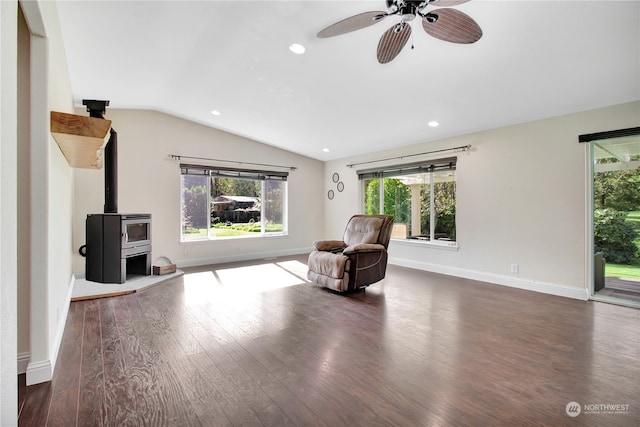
312, 240, 347, 252
343, 243, 386, 255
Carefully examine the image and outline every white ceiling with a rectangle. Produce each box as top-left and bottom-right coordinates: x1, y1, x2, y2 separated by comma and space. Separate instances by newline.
56, 1, 640, 161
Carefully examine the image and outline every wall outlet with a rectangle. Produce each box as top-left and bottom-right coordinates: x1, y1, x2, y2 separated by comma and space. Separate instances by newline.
511, 263, 519, 274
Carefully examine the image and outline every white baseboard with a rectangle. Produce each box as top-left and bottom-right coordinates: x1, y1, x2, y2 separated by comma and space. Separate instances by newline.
18, 352, 30, 375
49, 274, 75, 372
25, 360, 52, 386
25, 274, 75, 385
389, 257, 589, 301
175, 247, 310, 268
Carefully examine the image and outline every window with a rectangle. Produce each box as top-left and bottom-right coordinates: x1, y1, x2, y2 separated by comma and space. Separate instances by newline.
359, 158, 457, 244
181, 164, 287, 241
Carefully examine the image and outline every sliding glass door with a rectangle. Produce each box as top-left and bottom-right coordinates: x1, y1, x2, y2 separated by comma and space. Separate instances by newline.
585, 128, 640, 306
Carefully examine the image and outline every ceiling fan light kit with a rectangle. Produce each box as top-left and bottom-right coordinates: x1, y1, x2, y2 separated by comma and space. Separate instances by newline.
318, 0, 482, 64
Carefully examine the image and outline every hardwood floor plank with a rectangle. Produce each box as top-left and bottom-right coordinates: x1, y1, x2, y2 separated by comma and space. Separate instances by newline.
161, 296, 265, 426
120, 294, 199, 426
99, 296, 139, 426
45, 299, 85, 426
17, 380, 52, 427
77, 299, 106, 426
224, 342, 316, 426
110, 290, 160, 425
188, 314, 296, 425
135, 287, 238, 426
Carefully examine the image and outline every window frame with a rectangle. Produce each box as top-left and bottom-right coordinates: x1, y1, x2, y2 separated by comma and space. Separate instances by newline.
359, 157, 458, 248
180, 164, 288, 242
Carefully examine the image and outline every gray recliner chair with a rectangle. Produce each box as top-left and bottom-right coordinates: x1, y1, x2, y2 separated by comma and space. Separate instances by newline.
307, 215, 394, 292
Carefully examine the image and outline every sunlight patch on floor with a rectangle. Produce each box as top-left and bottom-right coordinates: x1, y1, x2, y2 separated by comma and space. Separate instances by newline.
216, 262, 307, 290
183, 271, 219, 306
275, 260, 310, 281
183, 260, 310, 306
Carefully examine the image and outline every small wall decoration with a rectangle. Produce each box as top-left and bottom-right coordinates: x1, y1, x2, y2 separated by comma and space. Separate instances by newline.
329, 172, 343, 200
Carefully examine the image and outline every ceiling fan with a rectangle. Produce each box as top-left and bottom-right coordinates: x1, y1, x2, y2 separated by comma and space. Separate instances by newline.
317, 0, 482, 64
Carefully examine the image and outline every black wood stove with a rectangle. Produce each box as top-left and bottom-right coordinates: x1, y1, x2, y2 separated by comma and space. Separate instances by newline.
86, 213, 151, 284
83, 100, 152, 284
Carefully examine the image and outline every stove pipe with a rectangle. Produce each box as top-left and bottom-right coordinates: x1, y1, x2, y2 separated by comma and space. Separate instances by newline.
83, 99, 117, 213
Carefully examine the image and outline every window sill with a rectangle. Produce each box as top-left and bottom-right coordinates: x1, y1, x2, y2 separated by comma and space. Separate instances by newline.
180, 233, 288, 244
390, 237, 459, 251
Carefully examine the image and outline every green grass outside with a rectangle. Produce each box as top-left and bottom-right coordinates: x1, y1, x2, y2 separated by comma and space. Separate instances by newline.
182, 228, 208, 238
183, 222, 283, 239
210, 228, 254, 237
603, 211, 640, 280
605, 263, 640, 279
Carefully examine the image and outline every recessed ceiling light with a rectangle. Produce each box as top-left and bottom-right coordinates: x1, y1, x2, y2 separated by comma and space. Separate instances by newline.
428, 121, 439, 127
211, 110, 221, 116
322, 148, 330, 153
289, 43, 306, 55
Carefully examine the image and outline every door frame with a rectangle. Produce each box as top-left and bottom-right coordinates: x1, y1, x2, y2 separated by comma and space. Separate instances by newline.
581, 127, 640, 308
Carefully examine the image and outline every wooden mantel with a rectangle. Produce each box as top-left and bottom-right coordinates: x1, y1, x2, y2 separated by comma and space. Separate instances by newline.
50, 111, 112, 169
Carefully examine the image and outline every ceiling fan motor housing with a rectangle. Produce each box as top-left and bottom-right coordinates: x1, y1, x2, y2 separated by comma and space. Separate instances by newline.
400, 5, 417, 21
388, 1, 430, 11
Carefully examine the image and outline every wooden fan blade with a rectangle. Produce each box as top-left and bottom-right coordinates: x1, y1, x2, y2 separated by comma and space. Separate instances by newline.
427, 0, 471, 7
422, 8, 482, 44
317, 11, 387, 38
377, 23, 412, 64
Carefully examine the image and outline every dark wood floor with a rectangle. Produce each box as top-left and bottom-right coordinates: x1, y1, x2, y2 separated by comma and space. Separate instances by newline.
18, 255, 640, 426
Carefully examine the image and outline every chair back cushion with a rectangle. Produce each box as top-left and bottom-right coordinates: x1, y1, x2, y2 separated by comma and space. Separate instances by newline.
343, 215, 394, 248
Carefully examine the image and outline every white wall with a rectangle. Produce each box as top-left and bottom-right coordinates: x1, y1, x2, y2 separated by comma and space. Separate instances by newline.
72, 109, 324, 273
0, 1, 18, 423
324, 102, 640, 300
16, 1, 31, 372
20, 0, 75, 386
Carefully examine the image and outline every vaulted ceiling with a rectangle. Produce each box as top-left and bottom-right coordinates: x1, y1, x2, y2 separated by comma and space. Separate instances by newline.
56, 1, 640, 161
